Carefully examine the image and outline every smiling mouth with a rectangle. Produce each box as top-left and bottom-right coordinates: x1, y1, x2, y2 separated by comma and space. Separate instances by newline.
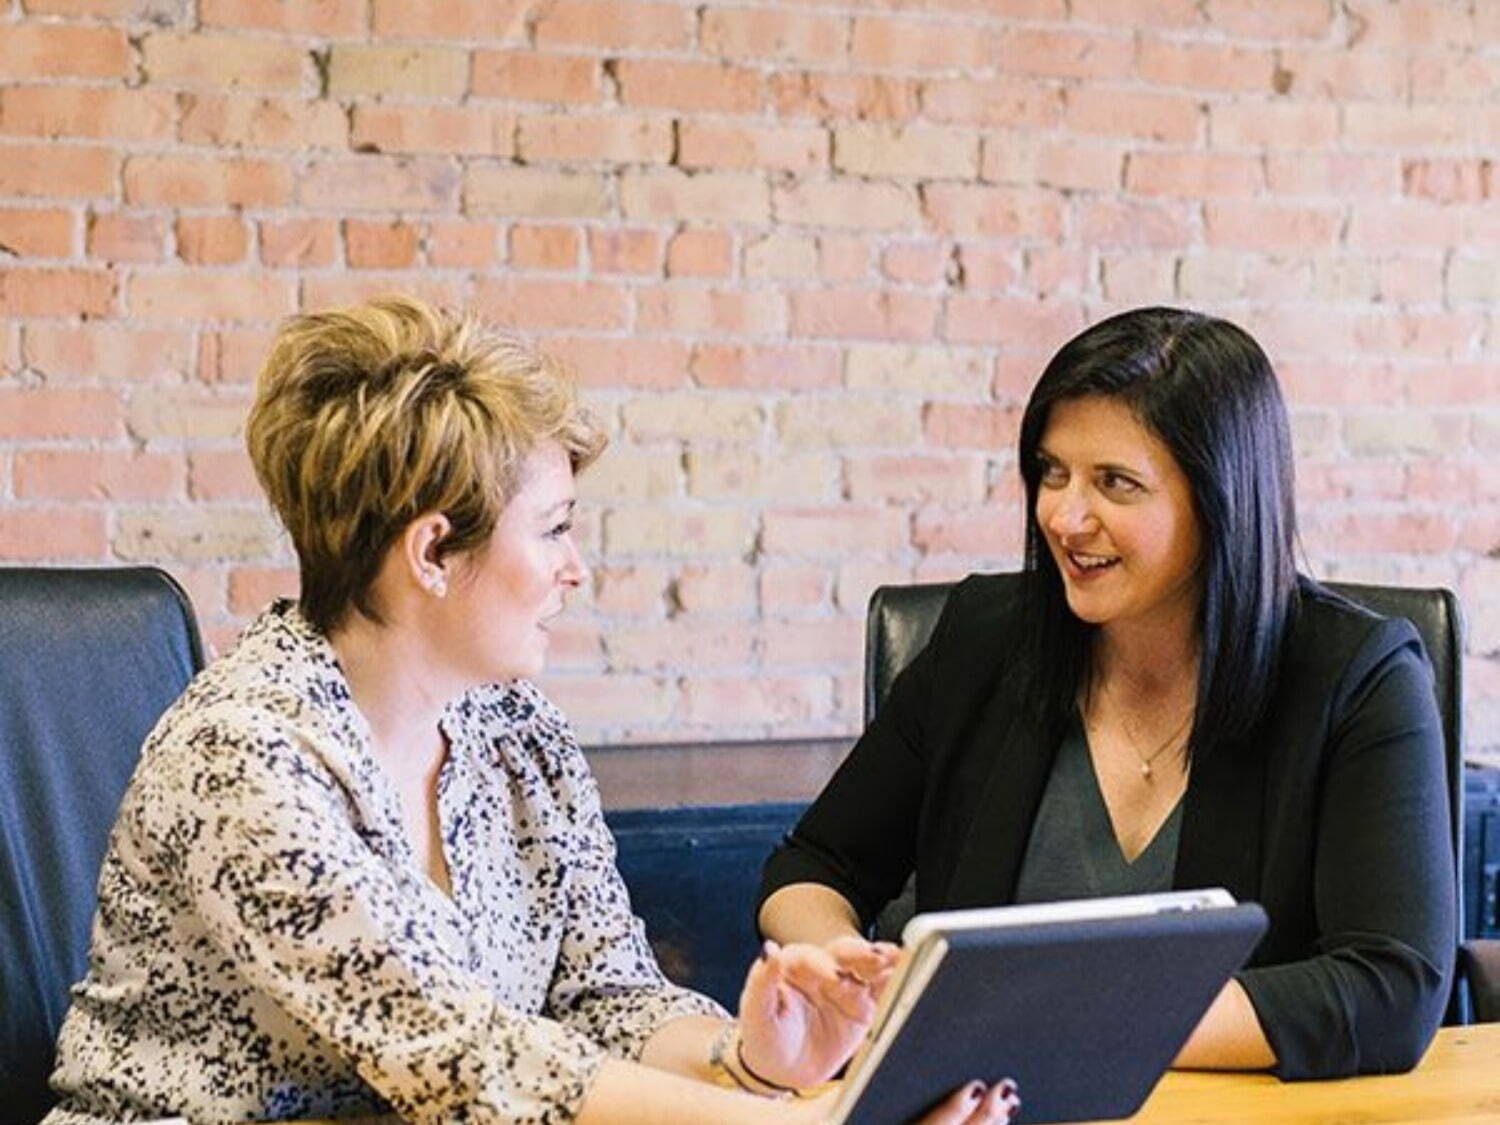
1065, 550, 1120, 574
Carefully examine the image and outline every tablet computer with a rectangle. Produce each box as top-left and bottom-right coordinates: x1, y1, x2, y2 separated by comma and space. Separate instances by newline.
829, 889, 1268, 1125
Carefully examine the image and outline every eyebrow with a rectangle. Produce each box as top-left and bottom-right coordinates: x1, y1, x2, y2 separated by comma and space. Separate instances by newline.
1035, 447, 1150, 477
538, 497, 577, 517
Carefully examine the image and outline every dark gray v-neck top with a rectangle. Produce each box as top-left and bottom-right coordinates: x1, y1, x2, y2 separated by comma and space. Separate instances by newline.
1013, 715, 1183, 904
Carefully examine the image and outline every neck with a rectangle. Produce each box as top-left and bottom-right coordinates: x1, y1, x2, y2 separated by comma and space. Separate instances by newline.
327, 610, 455, 776
1092, 613, 1200, 702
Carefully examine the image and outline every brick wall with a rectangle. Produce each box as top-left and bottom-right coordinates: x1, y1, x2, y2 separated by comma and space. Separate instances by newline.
1, 0, 1496, 762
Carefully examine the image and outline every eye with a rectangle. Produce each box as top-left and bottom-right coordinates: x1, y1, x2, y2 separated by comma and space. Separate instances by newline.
1036, 457, 1067, 487
1100, 470, 1143, 495
546, 519, 574, 539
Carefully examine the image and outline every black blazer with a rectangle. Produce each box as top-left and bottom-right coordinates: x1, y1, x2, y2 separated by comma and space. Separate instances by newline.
761, 574, 1456, 1079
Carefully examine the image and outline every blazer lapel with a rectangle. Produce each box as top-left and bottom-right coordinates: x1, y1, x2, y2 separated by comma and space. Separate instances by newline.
1174, 739, 1266, 903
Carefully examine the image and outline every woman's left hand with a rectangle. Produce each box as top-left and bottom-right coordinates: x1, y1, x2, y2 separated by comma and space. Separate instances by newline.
736, 936, 903, 1091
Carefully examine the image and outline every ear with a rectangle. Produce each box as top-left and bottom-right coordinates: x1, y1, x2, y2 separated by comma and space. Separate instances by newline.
399, 511, 453, 598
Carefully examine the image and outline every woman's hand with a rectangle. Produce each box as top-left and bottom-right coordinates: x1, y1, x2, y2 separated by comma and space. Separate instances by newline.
737, 936, 902, 1090
785, 1079, 1020, 1124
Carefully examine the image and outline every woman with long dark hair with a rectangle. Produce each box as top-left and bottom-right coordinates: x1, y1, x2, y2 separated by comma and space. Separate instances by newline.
759, 307, 1455, 1079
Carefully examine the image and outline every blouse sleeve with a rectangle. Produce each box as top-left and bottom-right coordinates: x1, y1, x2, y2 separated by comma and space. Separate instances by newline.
758, 627, 938, 931
135, 710, 608, 1125
1237, 621, 1457, 1078
543, 720, 728, 1055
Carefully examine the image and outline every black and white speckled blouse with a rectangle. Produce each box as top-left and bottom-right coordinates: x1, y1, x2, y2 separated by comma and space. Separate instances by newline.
46, 600, 724, 1125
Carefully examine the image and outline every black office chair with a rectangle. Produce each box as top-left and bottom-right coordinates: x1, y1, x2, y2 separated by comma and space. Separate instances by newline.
864, 574, 1496, 1024
0, 567, 205, 1123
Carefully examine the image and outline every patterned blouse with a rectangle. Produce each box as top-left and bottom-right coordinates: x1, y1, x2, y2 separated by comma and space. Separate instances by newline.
46, 601, 723, 1125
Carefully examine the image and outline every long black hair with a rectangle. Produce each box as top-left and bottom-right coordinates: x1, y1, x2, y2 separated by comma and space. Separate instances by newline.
1016, 306, 1298, 761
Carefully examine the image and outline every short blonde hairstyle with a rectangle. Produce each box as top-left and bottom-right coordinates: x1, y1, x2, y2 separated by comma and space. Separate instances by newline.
246, 296, 606, 634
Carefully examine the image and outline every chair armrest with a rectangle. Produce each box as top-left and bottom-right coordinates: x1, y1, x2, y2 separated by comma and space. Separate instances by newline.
1460, 939, 1500, 1024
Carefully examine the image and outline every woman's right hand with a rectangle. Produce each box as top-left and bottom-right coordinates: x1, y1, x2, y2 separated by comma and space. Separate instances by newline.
792, 1078, 1019, 1124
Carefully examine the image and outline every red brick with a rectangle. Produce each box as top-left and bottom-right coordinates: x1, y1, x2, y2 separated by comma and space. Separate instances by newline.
921, 77, 1063, 128
881, 241, 951, 285
129, 274, 295, 322
509, 225, 580, 270
701, 8, 848, 64
945, 295, 1085, 348
300, 158, 459, 212
789, 290, 937, 341
465, 167, 608, 218
674, 562, 757, 617
1404, 160, 1491, 204
535, 0, 692, 48
1030, 138, 1125, 191
761, 565, 831, 614
301, 275, 466, 313
258, 218, 339, 267
818, 235, 869, 282
1304, 512, 1458, 556
427, 220, 498, 268
0, 208, 73, 258
333, 45, 470, 98
834, 123, 979, 179
762, 618, 863, 668
352, 105, 513, 158
1206, 0, 1335, 39
0, 509, 107, 560
851, 16, 991, 70
0, 86, 175, 142
341, 219, 418, 269
1345, 105, 1476, 149
621, 170, 769, 224
846, 453, 988, 504
1276, 47, 1407, 100
774, 179, 919, 230
541, 674, 677, 728
228, 566, 299, 616
1411, 54, 1500, 102
546, 338, 691, 390
1265, 154, 1401, 197
690, 344, 841, 390
125, 156, 292, 208
679, 122, 828, 173
0, 144, 115, 199
588, 228, 660, 275
614, 60, 761, 113
0, 388, 121, 438
763, 507, 907, 556
1068, 0, 1202, 26
179, 94, 347, 151
15, 449, 181, 501
372, 0, 529, 38
923, 402, 1024, 449
769, 72, 920, 123
1126, 152, 1263, 197
22, 0, 177, 13
1077, 200, 1195, 249
203, 0, 366, 34
1347, 202, 1465, 251
470, 51, 601, 104
87, 212, 165, 263
1210, 103, 1339, 149
1136, 40, 1275, 92
679, 676, 830, 727
667, 229, 733, 278
24, 323, 194, 382
0, 268, 116, 318
1352, 311, 1484, 359
1064, 88, 1201, 143
176, 215, 249, 265
196, 328, 279, 384
1345, 0, 1472, 49
188, 450, 260, 501
0, 24, 130, 79
608, 622, 757, 671
636, 288, 786, 337
923, 184, 1064, 238
142, 32, 305, 92
996, 27, 1133, 80
590, 565, 668, 617
913, 505, 1025, 558
518, 114, 673, 164
474, 279, 628, 332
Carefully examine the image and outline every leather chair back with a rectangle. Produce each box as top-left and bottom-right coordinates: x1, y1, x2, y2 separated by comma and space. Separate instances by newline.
0, 567, 204, 1123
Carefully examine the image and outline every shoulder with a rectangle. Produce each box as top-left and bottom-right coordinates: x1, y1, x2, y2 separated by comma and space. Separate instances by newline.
935, 571, 1029, 645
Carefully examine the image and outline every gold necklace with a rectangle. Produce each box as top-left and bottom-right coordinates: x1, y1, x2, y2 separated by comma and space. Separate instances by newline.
1093, 676, 1194, 781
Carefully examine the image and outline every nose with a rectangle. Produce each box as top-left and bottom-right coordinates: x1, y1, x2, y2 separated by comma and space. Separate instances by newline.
559, 532, 589, 589
1043, 486, 1097, 542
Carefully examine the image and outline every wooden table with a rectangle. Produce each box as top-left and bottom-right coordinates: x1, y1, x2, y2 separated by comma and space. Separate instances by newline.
1088, 1023, 1500, 1124
292, 1024, 1500, 1125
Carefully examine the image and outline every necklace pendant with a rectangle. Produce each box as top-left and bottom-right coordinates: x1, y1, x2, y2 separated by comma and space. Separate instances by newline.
1141, 761, 1153, 779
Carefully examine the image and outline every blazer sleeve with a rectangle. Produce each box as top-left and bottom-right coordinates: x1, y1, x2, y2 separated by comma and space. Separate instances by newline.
758, 621, 941, 931
1237, 620, 1457, 1079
